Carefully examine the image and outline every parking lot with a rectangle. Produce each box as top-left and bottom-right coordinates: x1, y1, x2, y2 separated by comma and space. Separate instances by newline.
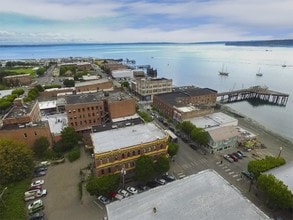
30, 149, 106, 220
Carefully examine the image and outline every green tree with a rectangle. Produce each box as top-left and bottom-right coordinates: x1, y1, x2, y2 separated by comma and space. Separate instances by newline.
135, 155, 155, 182
257, 174, 293, 209
33, 137, 50, 158
59, 127, 80, 152
248, 156, 286, 178
36, 67, 46, 76
63, 79, 75, 87
191, 127, 209, 145
179, 121, 195, 137
11, 88, 25, 96
34, 84, 44, 92
168, 142, 179, 157
0, 139, 34, 184
86, 174, 120, 196
121, 81, 129, 88
154, 155, 170, 174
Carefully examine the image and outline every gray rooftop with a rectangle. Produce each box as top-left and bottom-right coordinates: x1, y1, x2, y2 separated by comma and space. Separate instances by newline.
41, 114, 67, 134
106, 170, 270, 220
155, 87, 217, 107
91, 122, 167, 154
265, 161, 293, 193
66, 92, 105, 104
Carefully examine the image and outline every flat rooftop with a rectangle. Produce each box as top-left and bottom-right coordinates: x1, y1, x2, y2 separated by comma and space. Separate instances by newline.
75, 79, 111, 87
39, 100, 57, 110
187, 112, 238, 130
91, 122, 167, 154
265, 161, 293, 193
106, 170, 270, 220
41, 113, 67, 134
66, 92, 105, 104
0, 89, 13, 98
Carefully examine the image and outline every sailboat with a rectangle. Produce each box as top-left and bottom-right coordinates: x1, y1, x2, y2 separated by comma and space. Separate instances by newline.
282, 62, 286, 68
219, 64, 229, 76
256, 68, 263, 76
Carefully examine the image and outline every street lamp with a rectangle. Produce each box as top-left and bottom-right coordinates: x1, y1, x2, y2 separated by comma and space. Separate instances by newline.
278, 146, 283, 157
121, 166, 126, 189
0, 187, 8, 208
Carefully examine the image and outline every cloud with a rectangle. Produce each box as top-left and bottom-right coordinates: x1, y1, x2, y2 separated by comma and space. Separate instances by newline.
0, 0, 292, 43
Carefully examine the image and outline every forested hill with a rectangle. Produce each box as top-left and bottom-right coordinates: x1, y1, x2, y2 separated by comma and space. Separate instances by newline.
225, 39, 293, 47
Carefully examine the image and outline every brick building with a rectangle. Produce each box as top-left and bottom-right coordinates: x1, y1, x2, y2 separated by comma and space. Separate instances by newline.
65, 91, 136, 131
3, 74, 33, 86
75, 79, 113, 93
131, 77, 172, 101
90, 122, 169, 176
0, 98, 53, 146
153, 86, 217, 120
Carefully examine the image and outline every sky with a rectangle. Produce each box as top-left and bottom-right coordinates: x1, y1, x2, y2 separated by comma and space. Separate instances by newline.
0, 0, 292, 44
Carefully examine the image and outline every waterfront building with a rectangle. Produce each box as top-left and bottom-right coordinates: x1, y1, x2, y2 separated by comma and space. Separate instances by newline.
90, 122, 169, 176
153, 86, 217, 120
131, 77, 172, 101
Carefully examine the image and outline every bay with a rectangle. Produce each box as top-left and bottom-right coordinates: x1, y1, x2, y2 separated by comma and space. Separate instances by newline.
0, 43, 292, 141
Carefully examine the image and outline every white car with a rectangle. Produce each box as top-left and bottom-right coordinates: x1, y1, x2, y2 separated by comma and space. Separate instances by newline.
118, 189, 129, 197
28, 199, 44, 214
126, 186, 138, 194
31, 180, 44, 187
155, 178, 167, 185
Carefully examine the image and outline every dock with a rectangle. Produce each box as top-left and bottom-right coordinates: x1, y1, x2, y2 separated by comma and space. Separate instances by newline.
217, 86, 289, 106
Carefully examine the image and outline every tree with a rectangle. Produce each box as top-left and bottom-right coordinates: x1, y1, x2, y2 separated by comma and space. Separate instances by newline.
191, 127, 209, 145
179, 121, 194, 137
12, 88, 25, 96
63, 79, 75, 87
36, 67, 46, 76
257, 174, 293, 209
33, 137, 50, 158
0, 139, 34, 184
59, 127, 80, 152
135, 155, 155, 182
121, 81, 129, 88
86, 174, 120, 196
154, 155, 170, 174
248, 156, 286, 179
168, 142, 179, 157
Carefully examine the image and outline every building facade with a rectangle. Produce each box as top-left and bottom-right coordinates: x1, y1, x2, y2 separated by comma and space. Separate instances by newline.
91, 123, 169, 176
153, 87, 217, 119
131, 77, 172, 101
75, 79, 113, 93
3, 74, 33, 86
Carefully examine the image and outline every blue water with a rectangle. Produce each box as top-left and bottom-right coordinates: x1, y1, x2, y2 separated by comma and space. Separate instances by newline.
1, 43, 293, 141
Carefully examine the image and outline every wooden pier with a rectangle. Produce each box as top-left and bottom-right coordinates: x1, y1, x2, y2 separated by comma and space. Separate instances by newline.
217, 86, 289, 106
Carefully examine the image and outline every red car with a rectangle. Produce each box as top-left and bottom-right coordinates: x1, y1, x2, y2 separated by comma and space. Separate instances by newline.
228, 154, 238, 162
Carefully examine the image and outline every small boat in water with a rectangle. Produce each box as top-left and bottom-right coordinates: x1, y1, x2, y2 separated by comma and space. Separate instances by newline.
219, 65, 229, 76
282, 62, 286, 67
256, 68, 263, 76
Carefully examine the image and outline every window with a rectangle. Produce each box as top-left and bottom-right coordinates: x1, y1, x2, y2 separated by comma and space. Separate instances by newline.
87, 107, 90, 111
71, 123, 74, 126
82, 108, 85, 111
89, 119, 91, 123
92, 113, 95, 116
34, 131, 37, 136
75, 122, 77, 126
108, 167, 111, 173
92, 107, 94, 110
132, 151, 136, 156
138, 149, 141, 154
127, 152, 131, 157
24, 133, 27, 138
101, 169, 104, 175
78, 108, 80, 112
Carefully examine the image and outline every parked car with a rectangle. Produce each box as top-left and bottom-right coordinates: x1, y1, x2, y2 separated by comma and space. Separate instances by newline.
146, 181, 160, 188
126, 186, 138, 194
28, 199, 44, 215
29, 185, 42, 191
118, 189, 129, 198
233, 152, 242, 159
228, 154, 238, 162
162, 174, 176, 182
24, 189, 47, 201
189, 143, 198, 150
241, 171, 254, 180
34, 171, 46, 177
136, 184, 149, 192
223, 154, 233, 163
29, 211, 45, 220
97, 195, 110, 205
155, 178, 167, 185
237, 150, 246, 157
31, 180, 44, 188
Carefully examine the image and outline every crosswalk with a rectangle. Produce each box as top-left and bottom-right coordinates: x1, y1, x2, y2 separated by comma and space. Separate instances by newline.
177, 172, 186, 179
217, 162, 243, 182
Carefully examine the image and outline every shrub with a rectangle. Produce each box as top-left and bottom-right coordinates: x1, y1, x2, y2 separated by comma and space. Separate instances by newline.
67, 146, 80, 162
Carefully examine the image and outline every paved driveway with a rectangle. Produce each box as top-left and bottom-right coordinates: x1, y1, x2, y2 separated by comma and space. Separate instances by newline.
41, 149, 106, 220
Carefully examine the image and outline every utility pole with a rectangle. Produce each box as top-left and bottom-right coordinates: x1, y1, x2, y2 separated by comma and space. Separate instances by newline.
121, 166, 126, 189
0, 187, 8, 208
278, 146, 283, 157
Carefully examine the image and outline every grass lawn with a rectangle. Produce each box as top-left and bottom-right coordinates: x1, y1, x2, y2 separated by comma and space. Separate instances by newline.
5, 67, 36, 76
0, 178, 31, 220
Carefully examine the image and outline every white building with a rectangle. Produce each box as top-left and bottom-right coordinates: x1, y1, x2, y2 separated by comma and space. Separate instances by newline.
106, 169, 270, 220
